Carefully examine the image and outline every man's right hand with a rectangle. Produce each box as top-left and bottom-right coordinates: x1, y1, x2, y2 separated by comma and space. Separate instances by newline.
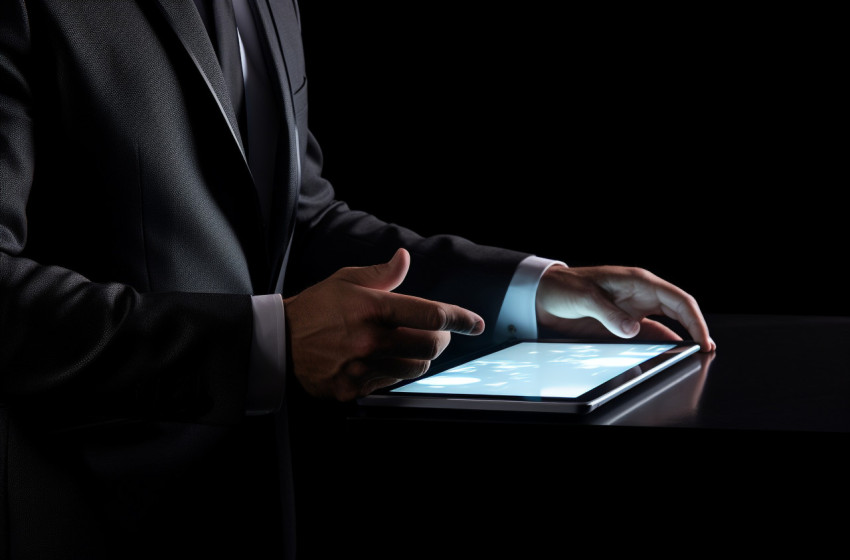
283, 248, 484, 401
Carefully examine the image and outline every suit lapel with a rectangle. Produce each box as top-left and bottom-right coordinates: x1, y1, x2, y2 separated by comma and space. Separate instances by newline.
150, 0, 304, 295
152, 0, 249, 161
251, 1, 302, 294
149, 0, 270, 293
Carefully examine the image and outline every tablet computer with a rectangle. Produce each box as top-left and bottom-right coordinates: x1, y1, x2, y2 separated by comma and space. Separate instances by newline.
357, 339, 700, 414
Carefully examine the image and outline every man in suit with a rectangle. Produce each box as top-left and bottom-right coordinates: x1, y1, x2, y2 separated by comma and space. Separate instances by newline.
0, 1, 714, 558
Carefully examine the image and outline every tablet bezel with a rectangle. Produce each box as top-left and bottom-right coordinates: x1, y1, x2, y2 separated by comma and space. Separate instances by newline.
357, 338, 701, 414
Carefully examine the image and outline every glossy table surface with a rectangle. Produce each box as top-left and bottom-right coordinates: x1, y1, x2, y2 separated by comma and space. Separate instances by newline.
295, 314, 850, 558
351, 313, 850, 432
573, 313, 850, 432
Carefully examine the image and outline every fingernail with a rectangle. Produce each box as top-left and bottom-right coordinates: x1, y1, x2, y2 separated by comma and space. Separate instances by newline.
622, 319, 639, 336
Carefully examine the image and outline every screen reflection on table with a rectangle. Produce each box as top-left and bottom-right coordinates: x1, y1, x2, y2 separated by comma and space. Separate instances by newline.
590, 352, 714, 427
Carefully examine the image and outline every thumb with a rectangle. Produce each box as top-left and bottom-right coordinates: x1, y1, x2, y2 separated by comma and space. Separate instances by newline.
584, 294, 641, 339
339, 248, 411, 292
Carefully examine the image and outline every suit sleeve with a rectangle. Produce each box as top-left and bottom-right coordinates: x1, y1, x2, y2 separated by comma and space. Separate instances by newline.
0, 0, 253, 427
286, 128, 534, 360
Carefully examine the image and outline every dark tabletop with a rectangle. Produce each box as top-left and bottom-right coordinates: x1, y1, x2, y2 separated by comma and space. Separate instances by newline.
348, 313, 850, 431
578, 313, 850, 432
292, 314, 850, 558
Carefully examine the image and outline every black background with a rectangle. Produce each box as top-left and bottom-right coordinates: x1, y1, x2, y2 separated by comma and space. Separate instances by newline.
298, 3, 844, 317
290, 6, 845, 557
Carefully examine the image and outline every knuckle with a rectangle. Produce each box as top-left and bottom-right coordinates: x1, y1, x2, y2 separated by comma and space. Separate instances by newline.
628, 266, 652, 281
400, 359, 430, 380
359, 377, 396, 398
415, 360, 431, 378
396, 359, 430, 380
345, 359, 370, 381
603, 307, 624, 325
427, 335, 441, 361
426, 305, 450, 331
679, 292, 698, 313
430, 331, 450, 359
350, 332, 379, 358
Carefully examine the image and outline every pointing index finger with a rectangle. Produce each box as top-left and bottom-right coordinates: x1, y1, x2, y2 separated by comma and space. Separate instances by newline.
379, 292, 485, 335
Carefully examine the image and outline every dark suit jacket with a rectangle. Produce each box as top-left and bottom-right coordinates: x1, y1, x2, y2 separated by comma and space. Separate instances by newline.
0, 1, 529, 558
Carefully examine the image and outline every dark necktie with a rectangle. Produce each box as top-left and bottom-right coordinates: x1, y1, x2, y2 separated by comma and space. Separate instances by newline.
198, 0, 249, 155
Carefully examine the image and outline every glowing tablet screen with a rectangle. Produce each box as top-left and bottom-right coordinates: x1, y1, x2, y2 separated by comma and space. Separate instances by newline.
390, 341, 676, 398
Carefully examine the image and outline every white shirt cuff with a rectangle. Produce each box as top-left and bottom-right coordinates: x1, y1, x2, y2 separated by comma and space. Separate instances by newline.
494, 256, 567, 341
247, 294, 287, 415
